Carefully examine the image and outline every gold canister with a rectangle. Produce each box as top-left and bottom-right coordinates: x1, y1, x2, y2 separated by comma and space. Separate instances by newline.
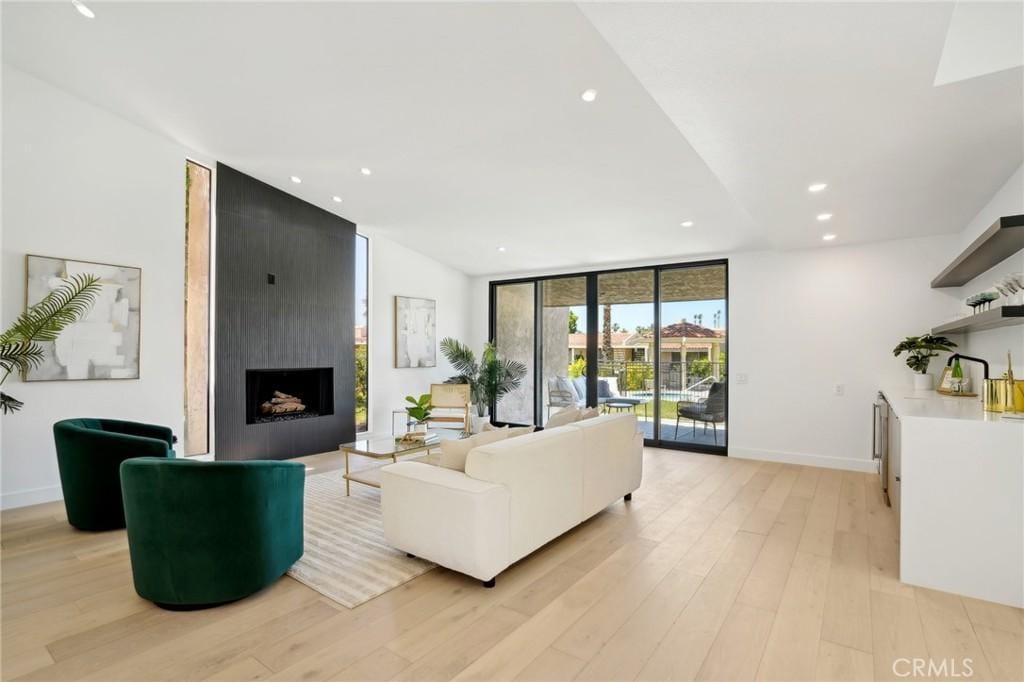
984, 379, 1008, 412
1013, 379, 1024, 413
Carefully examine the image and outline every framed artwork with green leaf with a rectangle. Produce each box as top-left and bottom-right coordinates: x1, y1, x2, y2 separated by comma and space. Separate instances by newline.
24, 255, 142, 381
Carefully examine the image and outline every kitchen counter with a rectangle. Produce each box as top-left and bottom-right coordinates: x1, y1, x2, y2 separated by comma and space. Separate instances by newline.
880, 387, 1023, 607
881, 386, 1024, 425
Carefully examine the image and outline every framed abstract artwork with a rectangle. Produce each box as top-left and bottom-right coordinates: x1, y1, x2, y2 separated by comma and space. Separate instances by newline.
24, 255, 141, 381
394, 296, 436, 368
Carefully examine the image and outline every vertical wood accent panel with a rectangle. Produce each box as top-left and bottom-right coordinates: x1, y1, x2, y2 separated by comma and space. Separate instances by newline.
184, 161, 211, 456
215, 164, 355, 460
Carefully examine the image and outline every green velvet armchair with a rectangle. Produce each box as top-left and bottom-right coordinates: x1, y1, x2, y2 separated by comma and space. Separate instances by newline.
120, 458, 305, 609
53, 418, 176, 531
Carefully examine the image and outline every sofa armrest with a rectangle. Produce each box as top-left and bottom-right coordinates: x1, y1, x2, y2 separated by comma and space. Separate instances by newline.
380, 461, 511, 582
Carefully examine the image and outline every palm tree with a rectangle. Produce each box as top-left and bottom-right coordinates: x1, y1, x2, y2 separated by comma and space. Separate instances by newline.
439, 338, 527, 417
1, 274, 102, 413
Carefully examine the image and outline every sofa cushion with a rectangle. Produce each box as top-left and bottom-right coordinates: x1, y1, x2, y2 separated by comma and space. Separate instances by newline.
597, 379, 612, 398
545, 407, 580, 428
579, 406, 601, 420
439, 429, 509, 472
482, 423, 537, 438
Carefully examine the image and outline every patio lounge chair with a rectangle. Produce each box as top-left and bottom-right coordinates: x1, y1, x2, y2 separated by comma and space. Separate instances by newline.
675, 381, 727, 444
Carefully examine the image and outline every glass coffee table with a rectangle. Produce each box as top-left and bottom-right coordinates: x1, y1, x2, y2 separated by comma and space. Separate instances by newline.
338, 430, 466, 495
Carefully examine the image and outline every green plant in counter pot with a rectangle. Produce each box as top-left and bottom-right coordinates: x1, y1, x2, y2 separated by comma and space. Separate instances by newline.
0, 273, 102, 414
440, 338, 527, 418
404, 394, 433, 425
892, 334, 958, 374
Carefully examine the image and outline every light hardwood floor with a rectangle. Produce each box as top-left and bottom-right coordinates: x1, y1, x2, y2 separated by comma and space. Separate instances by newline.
3, 448, 1022, 681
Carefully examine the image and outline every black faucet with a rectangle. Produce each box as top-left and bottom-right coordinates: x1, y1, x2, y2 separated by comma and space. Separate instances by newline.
947, 353, 989, 380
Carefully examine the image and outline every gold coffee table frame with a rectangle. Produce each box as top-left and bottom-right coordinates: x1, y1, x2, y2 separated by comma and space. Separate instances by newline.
338, 430, 466, 495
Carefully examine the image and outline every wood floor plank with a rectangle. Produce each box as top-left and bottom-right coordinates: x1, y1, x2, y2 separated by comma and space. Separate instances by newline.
815, 640, 875, 682
821, 530, 873, 653
870, 590, 930, 682
914, 587, 995, 680
513, 647, 585, 682
835, 471, 868, 535
695, 602, 775, 682
972, 624, 1023, 682
451, 538, 659, 681
390, 606, 527, 682
754, 551, 832, 682
574, 566, 704, 682
330, 647, 411, 682
204, 656, 274, 681
637, 531, 766, 681
736, 495, 810, 612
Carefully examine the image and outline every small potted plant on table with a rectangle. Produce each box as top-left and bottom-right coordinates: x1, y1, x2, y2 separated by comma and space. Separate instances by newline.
893, 334, 957, 391
403, 394, 433, 435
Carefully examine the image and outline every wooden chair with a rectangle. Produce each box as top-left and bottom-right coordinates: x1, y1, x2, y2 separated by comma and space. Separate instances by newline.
427, 383, 471, 431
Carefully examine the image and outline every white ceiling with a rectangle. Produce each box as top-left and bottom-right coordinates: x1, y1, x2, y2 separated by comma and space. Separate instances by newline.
3, 2, 1022, 276
580, 1, 1023, 253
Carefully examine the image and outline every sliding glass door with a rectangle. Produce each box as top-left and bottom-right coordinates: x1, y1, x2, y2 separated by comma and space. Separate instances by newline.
658, 265, 728, 449
490, 260, 728, 455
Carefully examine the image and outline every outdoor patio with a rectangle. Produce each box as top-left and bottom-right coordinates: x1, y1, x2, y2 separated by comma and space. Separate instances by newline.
635, 416, 728, 448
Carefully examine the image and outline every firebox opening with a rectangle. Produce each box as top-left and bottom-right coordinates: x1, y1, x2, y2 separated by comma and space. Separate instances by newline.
245, 368, 334, 425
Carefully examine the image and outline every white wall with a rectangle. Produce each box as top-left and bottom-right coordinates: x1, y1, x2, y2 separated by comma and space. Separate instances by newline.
1, 66, 190, 508
361, 228, 472, 436
471, 234, 959, 472
952, 164, 1024, 380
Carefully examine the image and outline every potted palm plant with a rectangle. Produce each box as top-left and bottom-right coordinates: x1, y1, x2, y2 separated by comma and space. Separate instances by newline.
892, 334, 957, 390
440, 338, 527, 432
1, 274, 101, 413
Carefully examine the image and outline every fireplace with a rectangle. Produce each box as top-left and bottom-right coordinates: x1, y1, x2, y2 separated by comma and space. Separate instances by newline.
245, 368, 334, 425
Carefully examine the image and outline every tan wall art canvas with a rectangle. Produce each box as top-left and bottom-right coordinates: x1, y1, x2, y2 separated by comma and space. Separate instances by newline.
25, 255, 141, 381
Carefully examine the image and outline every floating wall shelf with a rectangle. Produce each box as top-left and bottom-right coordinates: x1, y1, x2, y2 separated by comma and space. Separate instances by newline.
931, 214, 1024, 288
932, 306, 1024, 335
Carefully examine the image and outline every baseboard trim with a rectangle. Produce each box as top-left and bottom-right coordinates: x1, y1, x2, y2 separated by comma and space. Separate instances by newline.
1, 484, 63, 511
729, 447, 879, 474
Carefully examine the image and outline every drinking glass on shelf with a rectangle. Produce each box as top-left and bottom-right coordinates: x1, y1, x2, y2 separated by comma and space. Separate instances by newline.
1010, 273, 1024, 306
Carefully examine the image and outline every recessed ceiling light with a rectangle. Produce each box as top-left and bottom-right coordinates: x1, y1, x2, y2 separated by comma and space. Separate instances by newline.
808, 182, 827, 192
360, 168, 372, 176
680, 220, 694, 227
497, 246, 507, 252
817, 213, 833, 221
581, 89, 598, 103
71, 0, 95, 19
822, 233, 837, 241
332, 196, 342, 203
290, 176, 302, 184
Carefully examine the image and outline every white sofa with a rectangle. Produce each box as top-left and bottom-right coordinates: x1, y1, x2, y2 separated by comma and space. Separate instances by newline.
380, 413, 643, 586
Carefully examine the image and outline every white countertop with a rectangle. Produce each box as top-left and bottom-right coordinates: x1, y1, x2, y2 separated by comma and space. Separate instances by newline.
881, 387, 1024, 427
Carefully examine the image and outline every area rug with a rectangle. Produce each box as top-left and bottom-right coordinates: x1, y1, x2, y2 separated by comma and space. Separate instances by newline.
287, 469, 434, 609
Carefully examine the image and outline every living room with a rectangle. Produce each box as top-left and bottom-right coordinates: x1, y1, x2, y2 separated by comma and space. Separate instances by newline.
2, 2, 1023, 681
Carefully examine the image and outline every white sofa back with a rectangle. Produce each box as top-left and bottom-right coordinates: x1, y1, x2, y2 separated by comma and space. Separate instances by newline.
467, 426, 585, 561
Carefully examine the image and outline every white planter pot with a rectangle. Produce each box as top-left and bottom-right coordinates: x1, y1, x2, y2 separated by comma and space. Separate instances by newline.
470, 415, 489, 434
913, 373, 933, 391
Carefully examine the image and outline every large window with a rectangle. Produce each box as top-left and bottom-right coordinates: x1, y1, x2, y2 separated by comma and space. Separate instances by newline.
184, 160, 211, 455
355, 234, 368, 432
489, 260, 728, 454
